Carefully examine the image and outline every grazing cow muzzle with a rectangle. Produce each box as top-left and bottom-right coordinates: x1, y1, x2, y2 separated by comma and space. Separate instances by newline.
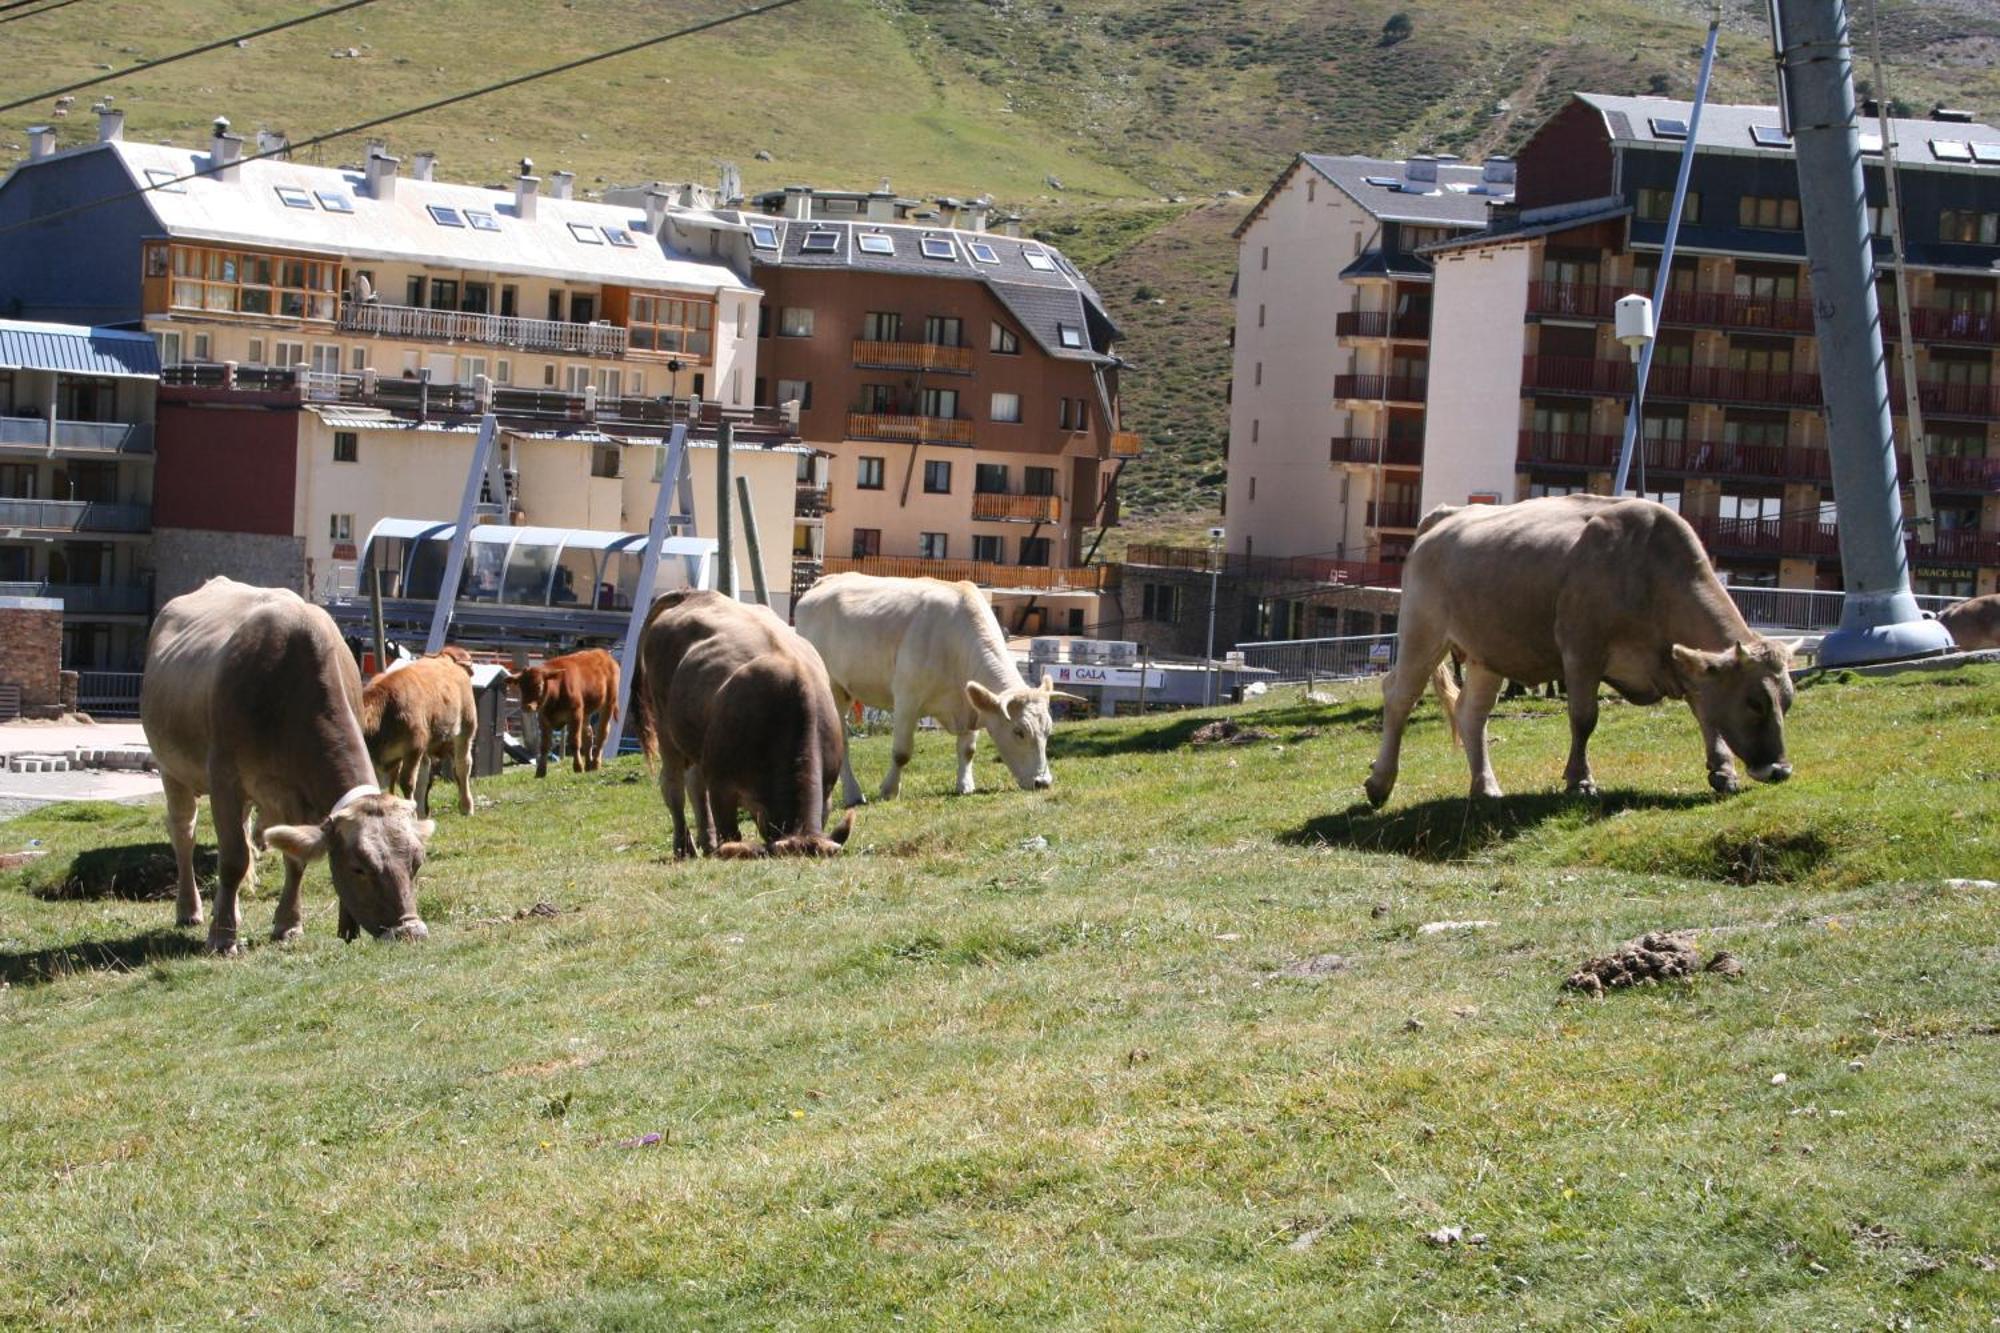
376, 917, 429, 941
1749, 761, 1792, 784
1032, 773, 1053, 790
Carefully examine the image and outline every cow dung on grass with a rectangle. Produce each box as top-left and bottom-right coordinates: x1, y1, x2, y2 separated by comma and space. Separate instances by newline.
1190, 719, 1274, 747
1564, 930, 1745, 997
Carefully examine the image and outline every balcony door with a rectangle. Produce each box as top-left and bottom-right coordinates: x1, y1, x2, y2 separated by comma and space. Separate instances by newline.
920, 387, 958, 421
924, 316, 962, 347
862, 311, 901, 341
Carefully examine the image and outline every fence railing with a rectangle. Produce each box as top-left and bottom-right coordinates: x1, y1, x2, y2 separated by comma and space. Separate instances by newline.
338, 301, 630, 356
0, 498, 151, 532
1236, 633, 1399, 684
76, 670, 144, 718
822, 554, 1115, 591
1123, 543, 1404, 589
0, 582, 151, 615
1725, 586, 1961, 631
0, 417, 155, 454
850, 340, 975, 374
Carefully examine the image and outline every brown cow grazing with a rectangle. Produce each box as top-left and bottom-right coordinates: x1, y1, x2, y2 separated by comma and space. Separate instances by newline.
1939, 593, 2000, 652
1366, 496, 1801, 806
630, 590, 853, 859
509, 648, 619, 777
361, 654, 477, 817
140, 577, 433, 951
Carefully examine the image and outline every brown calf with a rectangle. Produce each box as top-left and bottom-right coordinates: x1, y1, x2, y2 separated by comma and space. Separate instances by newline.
509, 648, 620, 777
361, 653, 478, 816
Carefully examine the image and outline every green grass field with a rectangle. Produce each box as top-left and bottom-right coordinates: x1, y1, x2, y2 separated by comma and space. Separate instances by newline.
3, 666, 1997, 1327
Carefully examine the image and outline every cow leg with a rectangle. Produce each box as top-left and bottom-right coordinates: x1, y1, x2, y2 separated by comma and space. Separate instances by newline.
1695, 706, 1740, 794
1457, 664, 1506, 800
954, 730, 978, 796
240, 806, 260, 897
163, 776, 203, 929
207, 785, 251, 955
410, 756, 432, 817
831, 685, 867, 808
688, 766, 719, 855
1561, 661, 1604, 796
1364, 624, 1450, 808
533, 716, 550, 779
586, 709, 607, 770
451, 733, 475, 817
662, 761, 694, 858
569, 715, 586, 774
269, 851, 307, 943
879, 701, 918, 800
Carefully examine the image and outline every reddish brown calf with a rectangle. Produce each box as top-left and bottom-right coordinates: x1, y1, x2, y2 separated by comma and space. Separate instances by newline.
509, 648, 620, 777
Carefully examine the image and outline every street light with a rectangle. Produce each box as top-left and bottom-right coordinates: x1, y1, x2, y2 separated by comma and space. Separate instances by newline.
1615, 294, 1655, 492
1204, 525, 1224, 706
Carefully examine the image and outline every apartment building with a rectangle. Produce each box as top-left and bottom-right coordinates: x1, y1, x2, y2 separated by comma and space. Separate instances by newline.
0, 319, 159, 668
739, 186, 1137, 635
0, 112, 807, 611
1424, 93, 2000, 597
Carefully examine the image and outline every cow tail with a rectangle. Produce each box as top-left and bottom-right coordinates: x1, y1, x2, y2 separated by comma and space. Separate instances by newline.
1430, 662, 1463, 749
626, 599, 673, 772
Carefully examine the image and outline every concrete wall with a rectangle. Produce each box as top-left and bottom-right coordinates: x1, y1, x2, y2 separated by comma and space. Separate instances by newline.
0, 598, 63, 710
1424, 242, 1534, 513
152, 528, 308, 605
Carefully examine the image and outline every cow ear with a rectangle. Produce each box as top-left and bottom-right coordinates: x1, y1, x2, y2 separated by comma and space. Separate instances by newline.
1039, 671, 1057, 692
1670, 643, 1717, 680
1004, 691, 1031, 721
965, 681, 1003, 714
263, 823, 329, 863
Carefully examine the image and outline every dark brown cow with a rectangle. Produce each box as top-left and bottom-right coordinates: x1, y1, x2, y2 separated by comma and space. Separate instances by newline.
361, 654, 477, 817
140, 577, 433, 951
1939, 593, 2000, 652
508, 648, 619, 777
631, 590, 853, 859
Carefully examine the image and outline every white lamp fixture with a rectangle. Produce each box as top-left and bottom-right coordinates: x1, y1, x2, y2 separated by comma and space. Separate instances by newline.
1614, 294, 1656, 362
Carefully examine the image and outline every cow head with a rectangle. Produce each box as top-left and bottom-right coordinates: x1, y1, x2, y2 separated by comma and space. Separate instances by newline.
718, 811, 856, 859
1670, 637, 1801, 790
964, 673, 1089, 791
263, 793, 434, 940
509, 665, 552, 713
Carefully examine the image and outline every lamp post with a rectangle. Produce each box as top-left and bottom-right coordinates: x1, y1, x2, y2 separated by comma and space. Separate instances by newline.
1204, 526, 1224, 706
666, 357, 684, 417
1614, 294, 1656, 492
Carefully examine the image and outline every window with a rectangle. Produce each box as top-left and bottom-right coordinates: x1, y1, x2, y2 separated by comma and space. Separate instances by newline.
921, 387, 959, 420
602, 226, 636, 248
1057, 324, 1084, 349
972, 534, 1004, 562
801, 229, 839, 253
591, 444, 622, 479
856, 456, 885, 490
1528, 482, 1584, 499
1254, 362, 1263, 387
329, 513, 353, 543
851, 528, 881, 557
856, 232, 894, 255
247, 337, 266, 364
465, 210, 500, 232
1738, 196, 1801, 230
1074, 399, 1088, 431
862, 311, 902, 341
990, 323, 1020, 354
917, 532, 948, 559
274, 340, 304, 368
1024, 467, 1056, 496
569, 294, 596, 325
860, 383, 897, 413
1058, 397, 1072, 430
547, 290, 565, 322
1019, 536, 1051, 567
1022, 247, 1057, 271
428, 205, 465, 227
316, 190, 354, 213
161, 243, 338, 321
968, 241, 1000, 264
429, 279, 460, 313
923, 459, 952, 493
593, 366, 622, 398
1648, 117, 1689, 139
1973, 142, 2000, 165
155, 330, 182, 366
1720, 494, 1782, 522
193, 333, 212, 360
1141, 582, 1183, 622
1940, 209, 2000, 245
564, 365, 590, 393
275, 186, 314, 210
333, 431, 359, 463
925, 315, 962, 347
1248, 476, 1257, 501
629, 295, 715, 356
975, 463, 1009, 494
779, 307, 815, 337
495, 359, 511, 384
1257, 303, 1266, 328
1260, 245, 1269, 271
567, 222, 604, 244
920, 236, 956, 261
462, 282, 492, 315
749, 221, 779, 250
777, 378, 811, 409
1635, 188, 1700, 223
311, 344, 342, 376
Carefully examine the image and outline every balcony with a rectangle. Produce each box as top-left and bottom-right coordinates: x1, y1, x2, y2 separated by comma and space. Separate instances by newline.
1687, 514, 1841, 559
1123, 543, 1403, 588
822, 555, 1116, 592
1921, 453, 2000, 493
1880, 305, 2000, 349
336, 301, 629, 357
0, 581, 152, 615
846, 412, 975, 446
1899, 378, 2000, 421
850, 340, 974, 374
1109, 431, 1144, 458
1330, 436, 1424, 467
1334, 374, 1428, 405
1916, 528, 2000, 566
1522, 356, 1824, 409
1366, 499, 1422, 529
1528, 281, 1817, 335
972, 491, 1062, 523
0, 499, 151, 533
0, 418, 155, 456
1515, 432, 1833, 483
1334, 310, 1432, 341
795, 483, 831, 517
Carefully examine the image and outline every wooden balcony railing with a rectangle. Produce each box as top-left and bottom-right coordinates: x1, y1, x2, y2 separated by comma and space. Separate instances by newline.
1334, 310, 1431, 340
846, 412, 975, 445
1523, 356, 1825, 409
337, 301, 629, 357
1334, 374, 1427, 404
972, 491, 1062, 522
1528, 281, 1817, 335
1366, 499, 1422, 529
823, 555, 1116, 591
850, 340, 975, 374
1329, 436, 1424, 467
1123, 543, 1403, 588
1109, 431, 1144, 458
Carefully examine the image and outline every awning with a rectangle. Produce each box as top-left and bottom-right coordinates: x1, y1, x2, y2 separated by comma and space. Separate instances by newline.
0, 319, 160, 379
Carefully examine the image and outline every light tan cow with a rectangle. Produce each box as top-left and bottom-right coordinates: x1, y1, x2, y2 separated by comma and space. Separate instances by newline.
1366, 496, 1801, 806
794, 573, 1086, 804
140, 577, 434, 951
361, 652, 477, 817
1938, 593, 2000, 651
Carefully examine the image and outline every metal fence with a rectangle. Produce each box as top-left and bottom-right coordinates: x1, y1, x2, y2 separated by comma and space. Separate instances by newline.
1235, 633, 1399, 685
1726, 585, 1959, 630
76, 671, 144, 718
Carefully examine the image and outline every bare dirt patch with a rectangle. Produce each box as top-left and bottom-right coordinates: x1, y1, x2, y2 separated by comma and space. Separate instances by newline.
1270, 953, 1350, 980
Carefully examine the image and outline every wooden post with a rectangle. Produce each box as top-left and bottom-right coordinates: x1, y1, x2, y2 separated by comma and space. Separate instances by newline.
715, 421, 737, 598
1136, 649, 1149, 714
735, 472, 769, 607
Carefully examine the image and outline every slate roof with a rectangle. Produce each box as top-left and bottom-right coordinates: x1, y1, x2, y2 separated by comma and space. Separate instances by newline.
739, 215, 1119, 363
1301, 154, 1513, 226
0, 317, 160, 378
4, 140, 752, 294
1575, 93, 2000, 171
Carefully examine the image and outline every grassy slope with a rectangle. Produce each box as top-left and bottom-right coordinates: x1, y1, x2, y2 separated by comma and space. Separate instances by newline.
2, 667, 1996, 1327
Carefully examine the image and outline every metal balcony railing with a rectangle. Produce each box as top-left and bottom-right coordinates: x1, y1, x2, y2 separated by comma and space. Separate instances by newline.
1523, 356, 1825, 409
846, 412, 975, 446
337, 301, 629, 356
971, 491, 1062, 522
1123, 543, 1404, 588
795, 484, 831, 516
1334, 310, 1431, 340
0, 499, 151, 532
822, 555, 1114, 591
1329, 436, 1424, 467
0, 418, 155, 455
850, 340, 974, 374
0, 581, 152, 614
1334, 373, 1427, 404
1365, 499, 1422, 529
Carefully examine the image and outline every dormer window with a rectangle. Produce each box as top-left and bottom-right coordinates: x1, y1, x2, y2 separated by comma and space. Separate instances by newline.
749, 221, 779, 250
1057, 324, 1084, 349
968, 241, 1000, 264
602, 226, 637, 248
275, 186, 314, 210
315, 190, 354, 213
920, 236, 956, 261
465, 210, 500, 232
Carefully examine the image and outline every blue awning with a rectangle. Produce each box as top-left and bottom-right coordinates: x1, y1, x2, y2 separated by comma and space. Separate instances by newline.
0, 319, 160, 379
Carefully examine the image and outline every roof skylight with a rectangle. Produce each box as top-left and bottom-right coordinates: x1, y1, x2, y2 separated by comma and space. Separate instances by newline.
1749, 124, 1792, 148
1057, 324, 1084, 349
315, 190, 354, 213
275, 186, 314, 210
920, 235, 957, 261
856, 232, 895, 255
143, 168, 186, 195
427, 205, 465, 228
1931, 139, 1973, 162
1022, 247, 1057, 272
801, 229, 839, 253
749, 221, 779, 250
1972, 142, 2000, 165
602, 226, 636, 248
465, 210, 499, 232
1648, 117, 1689, 140
1363, 175, 1401, 187
967, 240, 1000, 264
1858, 131, 1884, 154
567, 221, 604, 244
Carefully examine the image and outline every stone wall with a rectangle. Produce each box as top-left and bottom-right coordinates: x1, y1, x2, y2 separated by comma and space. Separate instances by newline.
0, 597, 64, 715
152, 527, 308, 606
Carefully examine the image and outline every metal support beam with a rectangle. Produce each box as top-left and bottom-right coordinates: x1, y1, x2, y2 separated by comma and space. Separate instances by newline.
603, 423, 690, 758
424, 412, 498, 655
735, 472, 769, 607
715, 421, 737, 598
1773, 0, 1952, 665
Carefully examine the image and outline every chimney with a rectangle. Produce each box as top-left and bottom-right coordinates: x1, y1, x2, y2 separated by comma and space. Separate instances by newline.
410, 151, 436, 182
1481, 156, 1515, 186
514, 160, 540, 221
783, 184, 812, 220
26, 126, 56, 160
209, 117, 244, 181
549, 170, 575, 201
964, 196, 992, 233
643, 185, 671, 235
865, 190, 895, 222
365, 143, 400, 201
254, 129, 290, 159
1403, 155, 1438, 188
1931, 106, 1976, 123
95, 103, 124, 143
998, 212, 1022, 237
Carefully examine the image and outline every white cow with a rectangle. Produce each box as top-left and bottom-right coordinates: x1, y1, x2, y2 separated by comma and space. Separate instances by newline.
794, 573, 1086, 803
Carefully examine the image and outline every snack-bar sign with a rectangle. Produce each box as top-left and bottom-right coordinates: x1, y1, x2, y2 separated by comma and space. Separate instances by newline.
1050, 663, 1165, 689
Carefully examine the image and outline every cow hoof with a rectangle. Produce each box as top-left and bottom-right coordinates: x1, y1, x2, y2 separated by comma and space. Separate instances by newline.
1363, 776, 1391, 808
271, 924, 304, 944
176, 911, 204, 929
205, 932, 241, 956
1567, 778, 1599, 798
1709, 771, 1740, 795
1471, 782, 1503, 800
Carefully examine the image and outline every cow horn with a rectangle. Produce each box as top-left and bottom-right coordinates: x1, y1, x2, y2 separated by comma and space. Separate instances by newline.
1048, 690, 1090, 708
1735, 642, 1754, 666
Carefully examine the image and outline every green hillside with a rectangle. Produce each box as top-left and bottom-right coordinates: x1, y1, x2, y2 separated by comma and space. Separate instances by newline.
6, 0, 1994, 520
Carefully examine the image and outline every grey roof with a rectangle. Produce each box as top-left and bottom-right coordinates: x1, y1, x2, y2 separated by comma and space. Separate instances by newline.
744, 216, 1119, 361
0, 318, 160, 378
1575, 93, 2000, 170
1302, 154, 1513, 226
1339, 249, 1435, 281
1420, 197, 1632, 257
